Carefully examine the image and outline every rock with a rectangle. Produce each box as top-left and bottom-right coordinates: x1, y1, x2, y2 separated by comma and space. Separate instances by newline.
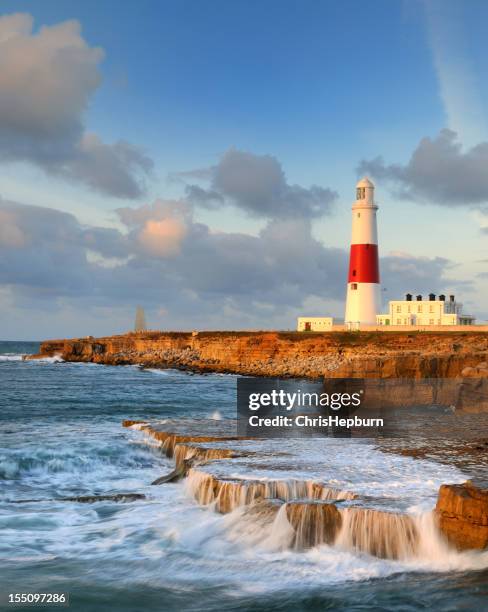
286, 501, 342, 548
12, 493, 146, 504
151, 458, 194, 484
35, 331, 488, 380
435, 481, 488, 550
60, 493, 146, 503
456, 378, 488, 413
462, 363, 488, 378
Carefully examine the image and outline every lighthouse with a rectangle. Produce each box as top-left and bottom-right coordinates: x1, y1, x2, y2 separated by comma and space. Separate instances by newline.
344, 177, 381, 328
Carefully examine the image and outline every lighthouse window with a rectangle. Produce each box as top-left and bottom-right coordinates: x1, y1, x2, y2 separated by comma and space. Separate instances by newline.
351, 283, 358, 290
352, 269, 356, 277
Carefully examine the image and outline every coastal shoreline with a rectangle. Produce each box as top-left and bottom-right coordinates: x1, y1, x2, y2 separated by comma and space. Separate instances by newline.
122, 419, 488, 553
31, 330, 488, 379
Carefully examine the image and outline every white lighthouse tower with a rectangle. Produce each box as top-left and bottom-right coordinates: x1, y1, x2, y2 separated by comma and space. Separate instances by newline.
344, 177, 381, 328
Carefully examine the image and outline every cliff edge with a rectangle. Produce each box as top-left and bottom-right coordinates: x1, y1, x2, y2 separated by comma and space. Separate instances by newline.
33, 330, 488, 379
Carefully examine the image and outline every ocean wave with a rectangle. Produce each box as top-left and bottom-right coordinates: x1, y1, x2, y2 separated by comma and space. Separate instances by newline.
0, 446, 159, 480
0, 354, 24, 361
29, 354, 64, 364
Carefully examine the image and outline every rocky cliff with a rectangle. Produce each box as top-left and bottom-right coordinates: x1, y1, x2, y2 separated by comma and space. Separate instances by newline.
436, 481, 488, 550
34, 330, 488, 379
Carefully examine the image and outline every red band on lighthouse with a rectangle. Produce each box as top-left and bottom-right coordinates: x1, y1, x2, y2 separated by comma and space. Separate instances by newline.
347, 244, 380, 283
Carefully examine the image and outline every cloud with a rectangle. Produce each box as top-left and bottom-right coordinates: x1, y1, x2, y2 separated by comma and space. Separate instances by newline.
0, 13, 152, 198
380, 251, 472, 298
137, 219, 187, 258
423, 1, 488, 146
117, 199, 190, 257
0, 209, 27, 248
184, 184, 224, 209
182, 148, 338, 219
0, 195, 472, 337
358, 129, 488, 207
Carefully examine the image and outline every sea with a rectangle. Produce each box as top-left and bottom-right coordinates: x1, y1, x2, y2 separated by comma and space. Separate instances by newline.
1, 340, 487, 611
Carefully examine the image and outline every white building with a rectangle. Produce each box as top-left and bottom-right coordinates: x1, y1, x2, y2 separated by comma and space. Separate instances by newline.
297, 317, 334, 332
376, 294, 475, 326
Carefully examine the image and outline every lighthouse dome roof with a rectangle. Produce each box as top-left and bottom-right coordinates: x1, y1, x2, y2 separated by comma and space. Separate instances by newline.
356, 177, 374, 188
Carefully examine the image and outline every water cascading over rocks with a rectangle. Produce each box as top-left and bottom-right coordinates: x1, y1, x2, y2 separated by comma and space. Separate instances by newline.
335, 508, 419, 559
123, 421, 488, 560
185, 468, 356, 514
286, 502, 342, 548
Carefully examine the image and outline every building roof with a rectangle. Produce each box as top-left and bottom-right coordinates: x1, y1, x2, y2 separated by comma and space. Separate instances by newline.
356, 177, 374, 188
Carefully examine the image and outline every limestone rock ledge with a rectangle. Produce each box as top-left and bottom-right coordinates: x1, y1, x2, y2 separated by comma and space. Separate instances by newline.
435, 481, 488, 550
124, 421, 488, 556
32, 330, 488, 380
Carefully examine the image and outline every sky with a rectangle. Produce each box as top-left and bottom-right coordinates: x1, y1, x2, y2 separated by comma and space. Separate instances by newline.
1, 0, 488, 340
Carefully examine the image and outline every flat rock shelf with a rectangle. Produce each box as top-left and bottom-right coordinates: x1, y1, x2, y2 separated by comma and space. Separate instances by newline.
123, 419, 488, 556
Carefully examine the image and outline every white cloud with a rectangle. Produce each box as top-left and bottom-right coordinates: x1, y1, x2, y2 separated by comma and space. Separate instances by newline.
423, 0, 488, 146
0, 13, 152, 198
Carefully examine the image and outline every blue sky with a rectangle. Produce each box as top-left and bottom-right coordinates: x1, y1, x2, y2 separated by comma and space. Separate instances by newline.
1, 0, 487, 339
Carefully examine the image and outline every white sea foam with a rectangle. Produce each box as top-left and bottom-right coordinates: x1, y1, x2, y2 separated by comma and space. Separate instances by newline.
28, 354, 64, 364
128, 422, 151, 431
4, 430, 488, 595
196, 437, 466, 512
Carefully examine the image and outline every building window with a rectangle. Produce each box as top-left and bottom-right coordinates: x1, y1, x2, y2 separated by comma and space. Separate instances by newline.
396, 318, 401, 325
357, 212, 360, 218
418, 306, 422, 313
351, 283, 358, 290
396, 305, 401, 313
429, 319, 434, 325
408, 306, 411, 313
429, 305, 434, 313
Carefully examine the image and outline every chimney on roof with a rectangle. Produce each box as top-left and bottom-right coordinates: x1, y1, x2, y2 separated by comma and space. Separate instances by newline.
406, 293, 412, 301
450, 295, 455, 302
416, 294, 422, 301
439, 294, 446, 301
429, 293, 436, 301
